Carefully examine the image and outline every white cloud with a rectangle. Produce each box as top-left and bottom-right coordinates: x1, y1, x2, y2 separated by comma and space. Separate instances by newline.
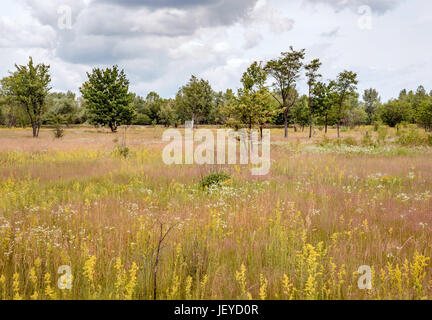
0, 0, 430, 101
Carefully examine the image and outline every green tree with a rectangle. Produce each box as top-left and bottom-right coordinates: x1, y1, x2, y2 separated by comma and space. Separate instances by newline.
158, 100, 178, 127
380, 99, 407, 129
292, 95, 310, 131
45, 91, 79, 126
80, 65, 135, 132
333, 70, 358, 137
175, 75, 215, 128
312, 81, 337, 134
363, 88, 380, 125
1, 57, 51, 137
265, 47, 305, 138
305, 58, 322, 138
417, 97, 432, 131
226, 62, 275, 139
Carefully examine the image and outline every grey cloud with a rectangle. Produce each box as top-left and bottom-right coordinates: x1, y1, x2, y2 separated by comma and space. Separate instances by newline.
321, 27, 339, 37
243, 31, 263, 49
303, 0, 404, 14
19, 0, 258, 65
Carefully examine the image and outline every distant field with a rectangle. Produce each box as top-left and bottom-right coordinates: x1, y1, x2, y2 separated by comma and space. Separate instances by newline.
0, 126, 431, 300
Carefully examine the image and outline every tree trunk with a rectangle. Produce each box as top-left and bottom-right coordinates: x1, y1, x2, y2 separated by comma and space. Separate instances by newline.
337, 121, 340, 138
32, 123, 37, 137
325, 113, 328, 134
260, 126, 263, 140
284, 109, 288, 138
109, 122, 118, 133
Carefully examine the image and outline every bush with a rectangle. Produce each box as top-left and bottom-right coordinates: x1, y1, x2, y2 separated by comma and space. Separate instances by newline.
377, 127, 388, 143
114, 145, 130, 158
52, 124, 65, 139
342, 137, 358, 146
397, 129, 430, 146
200, 172, 230, 189
318, 136, 333, 147
361, 133, 375, 147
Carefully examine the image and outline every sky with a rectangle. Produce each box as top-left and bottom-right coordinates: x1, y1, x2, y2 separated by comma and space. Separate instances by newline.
0, 0, 431, 101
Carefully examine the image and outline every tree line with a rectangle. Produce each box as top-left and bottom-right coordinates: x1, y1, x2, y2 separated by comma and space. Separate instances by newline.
0, 53, 431, 138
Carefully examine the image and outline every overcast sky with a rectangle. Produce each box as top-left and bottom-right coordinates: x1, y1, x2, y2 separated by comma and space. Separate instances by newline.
0, 0, 430, 100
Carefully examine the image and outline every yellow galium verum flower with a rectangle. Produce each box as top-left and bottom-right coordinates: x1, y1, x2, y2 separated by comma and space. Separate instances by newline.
125, 262, 138, 300
259, 274, 268, 300
114, 257, 126, 298
83, 255, 97, 290
185, 276, 193, 300
12, 273, 22, 300
44, 273, 57, 300
282, 274, 294, 300
29, 267, 39, 300
235, 264, 247, 297
200, 275, 208, 300
0, 274, 6, 300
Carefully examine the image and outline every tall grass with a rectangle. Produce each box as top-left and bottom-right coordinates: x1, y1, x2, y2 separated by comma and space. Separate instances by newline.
0, 127, 431, 300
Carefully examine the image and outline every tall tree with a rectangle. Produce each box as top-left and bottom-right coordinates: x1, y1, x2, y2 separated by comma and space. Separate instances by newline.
305, 59, 322, 138
417, 97, 432, 131
380, 99, 407, 130
363, 88, 380, 125
333, 70, 358, 137
80, 65, 135, 132
46, 91, 79, 126
226, 62, 274, 138
1, 57, 51, 137
175, 75, 214, 128
313, 81, 337, 134
265, 47, 305, 138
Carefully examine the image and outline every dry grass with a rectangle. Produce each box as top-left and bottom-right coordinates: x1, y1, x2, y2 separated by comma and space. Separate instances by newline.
0, 126, 431, 300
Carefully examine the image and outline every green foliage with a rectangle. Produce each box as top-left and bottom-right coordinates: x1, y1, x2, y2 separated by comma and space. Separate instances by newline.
292, 95, 309, 128
417, 97, 432, 131
333, 70, 358, 137
200, 172, 231, 189
158, 101, 178, 127
225, 62, 276, 133
363, 88, 381, 125
113, 145, 130, 158
52, 124, 65, 139
361, 133, 375, 147
305, 58, 322, 137
396, 129, 431, 146
45, 91, 79, 125
175, 75, 215, 124
265, 47, 306, 136
379, 99, 407, 128
343, 107, 368, 128
377, 126, 388, 143
1, 57, 51, 137
80, 65, 135, 132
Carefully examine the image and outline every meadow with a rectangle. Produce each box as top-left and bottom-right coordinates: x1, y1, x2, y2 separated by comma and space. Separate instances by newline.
0, 125, 431, 300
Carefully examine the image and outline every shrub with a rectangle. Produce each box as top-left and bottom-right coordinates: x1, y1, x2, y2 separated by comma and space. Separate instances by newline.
52, 124, 65, 139
318, 136, 333, 147
200, 172, 230, 189
397, 129, 429, 146
361, 133, 375, 147
342, 137, 358, 146
114, 145, 130, 158
377, 127, 388, 143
